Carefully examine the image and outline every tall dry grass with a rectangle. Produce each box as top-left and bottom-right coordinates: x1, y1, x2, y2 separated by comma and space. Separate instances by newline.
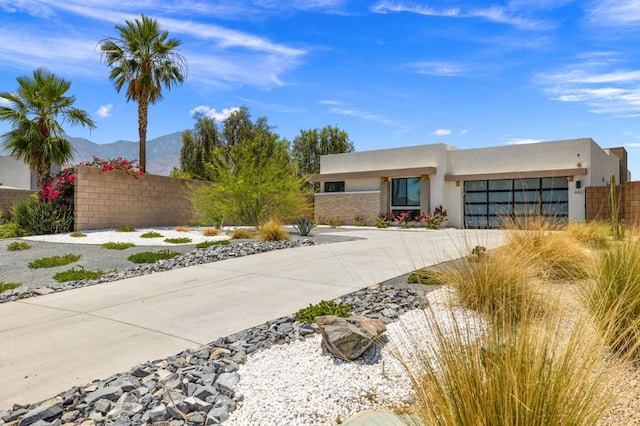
583, 238, 640, 361
565, 221, 611, 250
257, 218, 290, 241
396, 303, 623, 426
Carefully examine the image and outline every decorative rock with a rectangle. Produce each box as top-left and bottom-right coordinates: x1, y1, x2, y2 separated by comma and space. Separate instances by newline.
315, 315, 387, 361
16, 401, 62, 426
84, 387, 123, 405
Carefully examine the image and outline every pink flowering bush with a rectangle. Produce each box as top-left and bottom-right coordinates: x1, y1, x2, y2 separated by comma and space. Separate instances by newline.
35, 157, 144, 234
422, 205, 448, 229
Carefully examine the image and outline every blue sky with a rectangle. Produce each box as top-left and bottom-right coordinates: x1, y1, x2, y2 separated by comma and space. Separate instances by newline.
1, 1, 640, 177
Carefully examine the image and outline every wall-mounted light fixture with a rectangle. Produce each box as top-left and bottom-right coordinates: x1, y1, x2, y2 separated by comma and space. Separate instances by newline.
576, 180, 582, 189
455, 180, 461, 187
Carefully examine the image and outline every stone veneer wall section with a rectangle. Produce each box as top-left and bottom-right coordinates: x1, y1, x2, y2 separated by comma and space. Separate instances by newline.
74, 166, 211, 231
0, 188, 34, 219
314, 191, 380, 226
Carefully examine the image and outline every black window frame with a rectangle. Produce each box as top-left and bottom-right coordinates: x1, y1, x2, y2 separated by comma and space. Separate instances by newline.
324, 181, 345, 192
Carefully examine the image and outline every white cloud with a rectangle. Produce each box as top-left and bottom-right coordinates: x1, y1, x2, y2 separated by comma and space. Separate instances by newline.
189, 105, 240, 121
460, 129, 469, 134
96, 104, 112, 118
625, 142, 640, 147
322, 101, 395, 126
587, 0, 640, 26
371, 1, 553, 31
407, 61, 465, 77
504, 138, 544, 145
319, 99, 342, 106
432, 128, 452, 136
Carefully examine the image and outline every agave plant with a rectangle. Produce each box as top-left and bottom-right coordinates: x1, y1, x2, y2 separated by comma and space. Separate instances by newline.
294, 217, 316, 236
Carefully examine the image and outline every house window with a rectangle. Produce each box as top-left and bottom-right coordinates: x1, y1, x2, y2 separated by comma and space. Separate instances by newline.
391, 177, 420, 206
324, 181, 345, 192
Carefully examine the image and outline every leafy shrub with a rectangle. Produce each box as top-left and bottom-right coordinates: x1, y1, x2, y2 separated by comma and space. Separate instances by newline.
354, 216, 366, 227
6, 241, 31, 251
230, 228, 254, 240
258, 219, 290, 241
28, 254, 81, 269
0, 282, 21, 293
293, 217, 316, 236
174, 226, 190, 232
140, 231, 163, 238
0, 222, 28, 239
12, 195, 73, 235
53, 267, 105, 282
115, 226, 136, 232
295, 300, 353, 324
407, 268, 445, 285
376, 213, 390, 228
127, 249, 181, 264
202, 227, 219, 236
195, 240, 230, 249
70, 232, 87, 237
164, 237, 192, 244
102, 242, 135, 250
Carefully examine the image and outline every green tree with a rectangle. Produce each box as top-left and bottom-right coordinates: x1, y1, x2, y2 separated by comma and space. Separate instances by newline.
100, 13, 187, 172
292, 125, 354, 179
0, 68, 96, 187
190, 109, 310, 226
175, 113, 220, 180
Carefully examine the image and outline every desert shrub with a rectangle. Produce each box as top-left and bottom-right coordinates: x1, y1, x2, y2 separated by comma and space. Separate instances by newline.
140, 231, 163, 238
70, 232, 87, 237
376, 213, 390, 228
174, 226, 190, 232
53, 267, 105, 282
407, 268, 445, 285
295, 300, 353, 324
327, 217, 342, 228
0, 282, 21, 293
6, 241, 31, 251
127, 249, 181, 264
565, 221, 610, 250
28, 253, 81, 269
102, 242, 135, 250
202, 227, 219, 236
12, 195, 73, 235
230, 228, 254, 240
195, 240, 230, 249
400, 307, 621, 426
0, 222, 28, 239
164, 237, 192, 244
583, 240, 640, 360
115, 226, 136, 232
257, 218, 290, 241
354, 216, 366, 226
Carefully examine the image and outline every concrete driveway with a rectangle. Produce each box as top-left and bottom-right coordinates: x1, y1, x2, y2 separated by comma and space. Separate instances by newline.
0, 227, 504, 408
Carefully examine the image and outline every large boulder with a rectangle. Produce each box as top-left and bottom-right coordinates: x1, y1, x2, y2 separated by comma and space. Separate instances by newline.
315, 315, 386, 361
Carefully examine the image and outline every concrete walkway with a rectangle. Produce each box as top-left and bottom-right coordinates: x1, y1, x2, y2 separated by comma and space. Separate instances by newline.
0, 228, 504, 408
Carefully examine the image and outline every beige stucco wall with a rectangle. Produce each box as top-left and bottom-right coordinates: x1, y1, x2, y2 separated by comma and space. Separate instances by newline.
314, 191, 380, 225
74, 166, 211, 231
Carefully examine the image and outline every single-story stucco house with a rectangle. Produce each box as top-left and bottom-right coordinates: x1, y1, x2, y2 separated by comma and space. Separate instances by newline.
311, 138, 629, 229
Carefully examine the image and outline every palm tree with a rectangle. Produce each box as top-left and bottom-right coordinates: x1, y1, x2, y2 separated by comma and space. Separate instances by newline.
99, 14, 187, 172
0, 68, 96, 188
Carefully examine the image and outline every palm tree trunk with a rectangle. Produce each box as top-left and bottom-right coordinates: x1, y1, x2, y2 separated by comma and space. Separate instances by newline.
138, 98, 148, 172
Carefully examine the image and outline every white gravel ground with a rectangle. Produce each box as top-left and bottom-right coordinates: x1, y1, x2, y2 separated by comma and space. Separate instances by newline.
20, 227, 229, 246
226, 287, 485, 426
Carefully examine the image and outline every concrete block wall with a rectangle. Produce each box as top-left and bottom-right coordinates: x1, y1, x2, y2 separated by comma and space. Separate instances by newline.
314, 191, 380, 225
0, 188, 35, 219
74, 166, 211, 231
585, 185, 625, 223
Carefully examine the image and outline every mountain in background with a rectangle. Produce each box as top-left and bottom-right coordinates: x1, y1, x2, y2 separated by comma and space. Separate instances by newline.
66, 132, 183, 176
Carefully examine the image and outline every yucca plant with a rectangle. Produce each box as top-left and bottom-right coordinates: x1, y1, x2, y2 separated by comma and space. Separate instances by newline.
583, 239, 640, 361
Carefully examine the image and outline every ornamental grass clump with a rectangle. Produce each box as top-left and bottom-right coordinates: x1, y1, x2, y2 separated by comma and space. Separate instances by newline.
257, 219, 290, 241
505, 224, 592, 281
583, 239, 640, 361
195, 240, 229, 249
102, 242, 135, 250
6, 241, 30, 251
164, 237, 192, 244
0, 282, 21, 293
398, 306, 622, 426
53, 267, 105, 282
202, 227, 219, 237
140, 231, 163, 238
127, 249, 181, 264
229, 228, 254, 240
565, 221, 611, 250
